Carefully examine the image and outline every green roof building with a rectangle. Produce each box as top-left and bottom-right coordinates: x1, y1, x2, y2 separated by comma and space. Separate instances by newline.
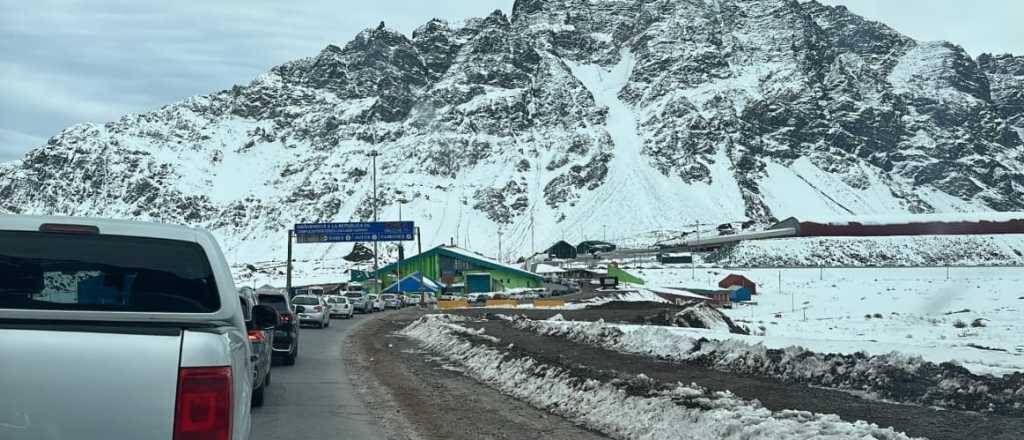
374, 246, 543, 294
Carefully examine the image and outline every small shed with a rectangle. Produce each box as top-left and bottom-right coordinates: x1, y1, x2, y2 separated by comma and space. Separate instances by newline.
683, 288, 732, 308
546, 241, 578, 259
719, 274, 757, 295
728, 286, 752, 302
657, 253, 693, 264
563, 267, 603, 280
577, 240, 616, 255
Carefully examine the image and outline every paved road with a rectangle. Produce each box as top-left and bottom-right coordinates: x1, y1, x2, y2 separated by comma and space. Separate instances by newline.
251, 313, 385, 440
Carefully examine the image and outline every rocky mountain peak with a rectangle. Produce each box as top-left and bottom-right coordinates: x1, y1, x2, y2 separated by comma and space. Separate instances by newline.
1, 0, 1023, 265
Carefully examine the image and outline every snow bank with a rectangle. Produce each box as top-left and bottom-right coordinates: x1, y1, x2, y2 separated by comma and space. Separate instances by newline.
401, 315, 916, 440
574, 288, 670, 307
510, 318, 1024, 416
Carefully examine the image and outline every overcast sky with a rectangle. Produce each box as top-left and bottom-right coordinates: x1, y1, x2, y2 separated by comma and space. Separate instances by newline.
0, 0, 1021, 162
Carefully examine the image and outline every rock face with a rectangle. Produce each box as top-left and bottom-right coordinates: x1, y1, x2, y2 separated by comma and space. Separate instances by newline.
1, 0, 1022, 264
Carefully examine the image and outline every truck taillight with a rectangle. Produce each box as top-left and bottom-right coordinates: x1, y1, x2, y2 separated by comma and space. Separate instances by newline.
247, 330, 264, 343
314, 305, 322, 312
175, 367, 232, 440
280, 314, 291, 322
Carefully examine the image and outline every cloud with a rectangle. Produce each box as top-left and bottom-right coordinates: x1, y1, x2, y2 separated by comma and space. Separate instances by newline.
0, 0, 514, 161
0, 128, 45, 162
0, 0, 1019, 163
815, 0, 1024, 56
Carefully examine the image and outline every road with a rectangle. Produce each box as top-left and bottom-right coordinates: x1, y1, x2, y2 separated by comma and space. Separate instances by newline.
250, 313, 385, 440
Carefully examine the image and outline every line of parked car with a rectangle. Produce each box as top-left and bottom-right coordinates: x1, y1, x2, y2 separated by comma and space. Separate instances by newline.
238, 288, 423, 409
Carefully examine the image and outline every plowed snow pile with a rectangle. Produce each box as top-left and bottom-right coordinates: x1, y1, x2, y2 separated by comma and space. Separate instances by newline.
401, 314, 917, 440
509, 317, 1024, 416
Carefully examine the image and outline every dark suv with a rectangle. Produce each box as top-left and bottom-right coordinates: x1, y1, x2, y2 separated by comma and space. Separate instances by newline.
257, 291, 299, 365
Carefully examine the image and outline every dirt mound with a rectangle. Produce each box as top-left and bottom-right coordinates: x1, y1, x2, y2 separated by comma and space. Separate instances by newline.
641, 301, 749, 335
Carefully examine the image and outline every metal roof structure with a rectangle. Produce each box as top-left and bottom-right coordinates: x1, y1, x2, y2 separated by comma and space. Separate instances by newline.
374, 245, 543, 281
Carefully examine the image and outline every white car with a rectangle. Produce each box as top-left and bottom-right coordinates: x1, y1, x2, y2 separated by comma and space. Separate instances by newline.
326, 295, 354, 318
292, 295, 330, 328
381, 294, 402, 309
367, 294, 385, 312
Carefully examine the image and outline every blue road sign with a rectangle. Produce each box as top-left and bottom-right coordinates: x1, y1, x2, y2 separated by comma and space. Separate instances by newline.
295, 221, 415, 243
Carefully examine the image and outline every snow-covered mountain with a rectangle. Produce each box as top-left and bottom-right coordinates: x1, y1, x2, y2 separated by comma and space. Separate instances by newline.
2, 0, 1023, 270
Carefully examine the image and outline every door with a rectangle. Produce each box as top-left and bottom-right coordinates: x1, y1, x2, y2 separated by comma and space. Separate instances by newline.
466, 273, 492, 293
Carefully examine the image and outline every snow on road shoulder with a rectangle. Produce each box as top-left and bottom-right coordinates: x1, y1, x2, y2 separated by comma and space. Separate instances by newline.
400, 314, 917, 440
509, 317, 1024, 417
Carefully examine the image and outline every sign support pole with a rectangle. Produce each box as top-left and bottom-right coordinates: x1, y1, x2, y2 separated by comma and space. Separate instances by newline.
286, 229, 293, 293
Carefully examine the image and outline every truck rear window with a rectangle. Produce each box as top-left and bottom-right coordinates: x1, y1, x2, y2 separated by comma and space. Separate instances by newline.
0, 231, 221, 313
257, 294, 290, 313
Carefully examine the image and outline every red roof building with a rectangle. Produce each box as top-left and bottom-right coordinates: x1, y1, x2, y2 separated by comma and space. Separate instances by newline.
719, 274, 757, 295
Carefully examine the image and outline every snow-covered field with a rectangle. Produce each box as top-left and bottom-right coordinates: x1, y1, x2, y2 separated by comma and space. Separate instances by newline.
634, 266, 1024, 376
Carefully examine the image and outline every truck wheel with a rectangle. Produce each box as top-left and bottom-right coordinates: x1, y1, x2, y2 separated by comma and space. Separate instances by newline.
324, 319, 330, 328
252, 384, 265, 407
265, 370, 271, 387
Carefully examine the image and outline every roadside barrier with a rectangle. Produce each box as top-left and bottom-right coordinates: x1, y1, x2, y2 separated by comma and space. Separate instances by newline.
533, 299, 566, 308
437, 300, 469, 309
485, 299, 518, 308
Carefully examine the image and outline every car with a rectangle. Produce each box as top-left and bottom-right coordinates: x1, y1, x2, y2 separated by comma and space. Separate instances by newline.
367, 293, 385, 312
257, 290, 300, 365
326, 295, 354, 318
292, 295, 330, 328
346, 291, 373, 313
403, 294, 420, 306
0, 215, 277, 440
381, 293, 402, 309
240, 289, 274, 407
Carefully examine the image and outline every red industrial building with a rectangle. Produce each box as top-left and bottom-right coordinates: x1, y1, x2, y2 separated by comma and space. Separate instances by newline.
686, 212, 1024, 249
772, 213, 1024, 237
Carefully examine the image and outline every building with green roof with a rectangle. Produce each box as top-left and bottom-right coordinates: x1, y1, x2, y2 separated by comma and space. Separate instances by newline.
374, 245, 543, 294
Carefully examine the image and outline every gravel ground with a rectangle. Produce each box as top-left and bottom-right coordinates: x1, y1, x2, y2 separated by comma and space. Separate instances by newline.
460, 317, 1024, 440
345, 309, 609, 440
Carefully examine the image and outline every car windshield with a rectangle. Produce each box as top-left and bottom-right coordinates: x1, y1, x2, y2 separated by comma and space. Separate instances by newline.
257, 294, 290, 313
0, 231, 220, 313
345, 293, 363, 298
292, 296, 319, 305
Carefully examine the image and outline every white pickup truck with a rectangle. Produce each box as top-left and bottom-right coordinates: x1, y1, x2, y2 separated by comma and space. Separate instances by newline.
0, 215, 277, 440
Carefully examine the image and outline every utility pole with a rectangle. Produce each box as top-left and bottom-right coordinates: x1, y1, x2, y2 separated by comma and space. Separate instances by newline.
603, 224, 607, 241
286, 230, 293, 293
368, 149, 380, 293
416, 226, 422, 256
529, 209, 536, 256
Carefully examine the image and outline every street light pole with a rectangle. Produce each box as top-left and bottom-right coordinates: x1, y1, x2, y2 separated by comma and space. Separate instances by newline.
497, 228, 503, 263
368, 149, 380, 293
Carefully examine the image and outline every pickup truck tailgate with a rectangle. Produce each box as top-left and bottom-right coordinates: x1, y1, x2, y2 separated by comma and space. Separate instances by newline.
0, 327, 182, 440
